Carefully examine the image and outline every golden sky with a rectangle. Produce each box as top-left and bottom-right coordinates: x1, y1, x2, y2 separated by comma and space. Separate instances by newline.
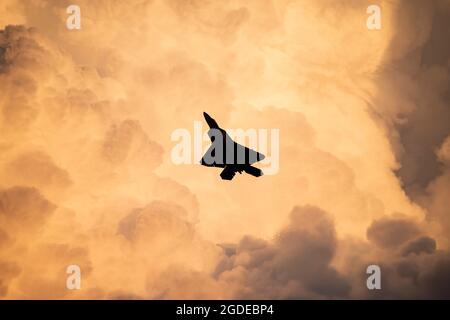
0, 0, 449, 299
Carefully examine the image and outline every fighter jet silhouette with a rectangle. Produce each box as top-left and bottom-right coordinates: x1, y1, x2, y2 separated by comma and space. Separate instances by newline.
200, 112, 265, 180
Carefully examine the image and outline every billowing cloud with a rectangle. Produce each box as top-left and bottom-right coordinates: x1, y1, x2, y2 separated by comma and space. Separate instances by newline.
215, 206, 351, 299
401, 236, 436, 257
367, 216, 422, 249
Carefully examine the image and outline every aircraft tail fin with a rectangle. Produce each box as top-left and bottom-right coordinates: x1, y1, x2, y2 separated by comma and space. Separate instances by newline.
203, 112, 220, 129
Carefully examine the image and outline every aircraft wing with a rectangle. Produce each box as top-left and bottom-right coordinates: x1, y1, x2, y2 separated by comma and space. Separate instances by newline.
242, 145, 265, 164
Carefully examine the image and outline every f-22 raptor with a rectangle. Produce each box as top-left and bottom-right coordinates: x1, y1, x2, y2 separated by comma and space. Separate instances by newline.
200, 112, 265, 180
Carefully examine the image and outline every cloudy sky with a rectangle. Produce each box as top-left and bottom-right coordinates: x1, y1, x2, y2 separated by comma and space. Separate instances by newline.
0, 0, 449, 299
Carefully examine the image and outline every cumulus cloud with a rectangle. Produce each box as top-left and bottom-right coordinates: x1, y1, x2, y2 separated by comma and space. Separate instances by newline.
401, 236, 436, 257
214, 206, 351, 299
0, 186, 56, 233
0, 260, 21, 297
366, 216, 422, 249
